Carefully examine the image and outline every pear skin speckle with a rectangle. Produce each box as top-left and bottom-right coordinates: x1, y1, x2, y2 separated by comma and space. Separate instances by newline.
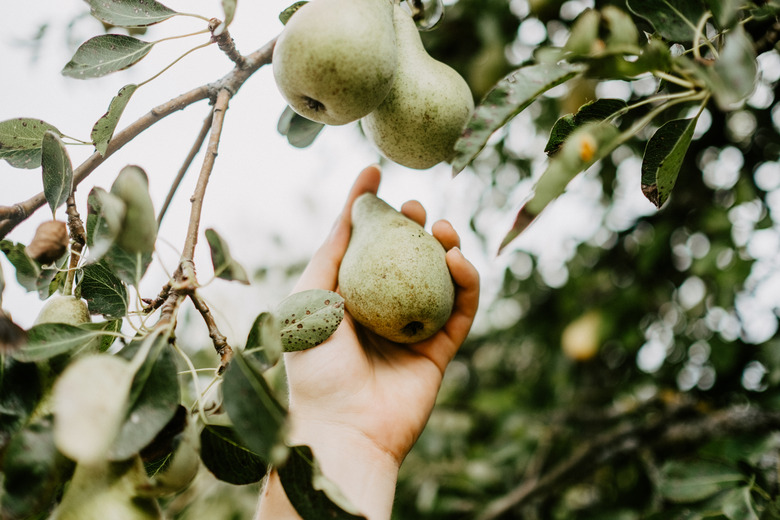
338, 193, 454, 343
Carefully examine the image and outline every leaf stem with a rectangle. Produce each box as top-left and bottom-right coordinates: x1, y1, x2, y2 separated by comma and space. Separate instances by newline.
151, 28, 210, 46
652, 71, 697, 90
137, 41, 214, 89
172, 341, 209, 425
692, 12, 719, 60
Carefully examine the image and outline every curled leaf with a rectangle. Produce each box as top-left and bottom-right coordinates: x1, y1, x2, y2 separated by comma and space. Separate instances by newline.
92, 84, 138, 156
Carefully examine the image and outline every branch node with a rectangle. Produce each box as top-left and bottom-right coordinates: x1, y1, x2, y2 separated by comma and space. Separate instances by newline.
209, 17, 247, 69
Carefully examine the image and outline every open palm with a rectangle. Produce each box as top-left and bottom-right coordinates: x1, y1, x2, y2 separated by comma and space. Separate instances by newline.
284, 164, 480, 465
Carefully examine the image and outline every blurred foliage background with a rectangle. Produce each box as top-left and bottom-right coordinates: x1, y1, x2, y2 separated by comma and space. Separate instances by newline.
398, 0, 780, 518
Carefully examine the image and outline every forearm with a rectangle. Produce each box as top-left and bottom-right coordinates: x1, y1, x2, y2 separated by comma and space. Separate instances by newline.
255, 421, 400, 520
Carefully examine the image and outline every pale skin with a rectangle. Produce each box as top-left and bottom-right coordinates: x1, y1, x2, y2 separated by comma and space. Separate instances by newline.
254, 165, 480, 519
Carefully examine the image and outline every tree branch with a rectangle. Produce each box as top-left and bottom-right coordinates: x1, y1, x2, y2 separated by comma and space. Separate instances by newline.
0, 35, 277, 239
477, 404, 780, 520
157, 108, 215, 227
188, 292, 233, 374
181, 88, 231, 263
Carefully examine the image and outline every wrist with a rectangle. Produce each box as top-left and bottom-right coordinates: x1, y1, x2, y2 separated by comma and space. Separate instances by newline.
256, 418, 399, 520
288, 417, 400, 519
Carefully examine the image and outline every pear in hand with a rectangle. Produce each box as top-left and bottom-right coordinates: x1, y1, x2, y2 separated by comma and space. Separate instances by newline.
338, 193, 454, 343
273, 0, 397, 126
361, 4, 474, 169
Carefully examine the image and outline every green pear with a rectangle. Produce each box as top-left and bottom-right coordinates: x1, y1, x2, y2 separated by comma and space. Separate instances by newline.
52, 458, 162, 520
272, 0, 397, 126
111, 165, 157, 254
361, 4, 474, 169
338, 193, 454, 343
34, 295, 91, 326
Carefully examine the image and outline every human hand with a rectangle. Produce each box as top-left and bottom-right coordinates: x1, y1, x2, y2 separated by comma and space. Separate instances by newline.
256, 165, 479, 519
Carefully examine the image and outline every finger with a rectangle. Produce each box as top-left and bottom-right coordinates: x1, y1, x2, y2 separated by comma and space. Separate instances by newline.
400, 200, 426, 227
431, 219, 460, 251
293, 165, 382, 292
412, 246, 480, 372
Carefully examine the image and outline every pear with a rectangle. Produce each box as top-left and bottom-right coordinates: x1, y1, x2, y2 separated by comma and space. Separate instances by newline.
272, 0, 397, 126
34, 295, 91, 326
338, 193, 454, 343
361, 4, 474, 169
111, 165, 157, 254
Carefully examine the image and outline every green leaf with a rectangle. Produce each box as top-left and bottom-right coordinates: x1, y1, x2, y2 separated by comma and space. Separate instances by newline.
0, 240, 42, 292
104, 247, 153, 288
657, 460, 744, 503
706, 26, 757, 110
641, 117, 698, 208
277, 106, 325, 148
564, 9, 600, 56
601, 6, 640, 49
205, 228, 250, 284
500, 122, 620, 252
721, 485, 759, 520
80, 262, 129, 319
0, 118, 61, 169
451, 62, 581, 174
13, 322, 118, 362
704, 0, 740, 29
200, 425, 268, 485
86, 0, 178, 26
277, 289, 345, 352
110, 332, 180, 461
91, 84, 138, 156
222, 351, 287, 462
62, 35, 155, 79
0, 417, 74, 520
278, 445, 366, 520
222, 0, 237, 25
545, 98, 627, 155
626, 0, 707, 42
244, 311, 282, 371
86, 186, 127, 262
41, 131, 74, 216
0, 356, 41, 450
279, 1, 308, 25
584, 37, 673, 80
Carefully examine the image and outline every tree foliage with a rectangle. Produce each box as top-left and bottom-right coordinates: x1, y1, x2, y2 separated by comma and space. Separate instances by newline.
1, 0, 780, 519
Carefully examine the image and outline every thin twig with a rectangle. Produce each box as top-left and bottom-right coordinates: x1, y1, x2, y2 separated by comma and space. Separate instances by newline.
0, 36, 277, 239
63, 194, 86, 296
181, 88, 231, 263
142, 281, 173, 314
189, 292, 233, 374
209, 18, 246, 69
157, 108, 215, 227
